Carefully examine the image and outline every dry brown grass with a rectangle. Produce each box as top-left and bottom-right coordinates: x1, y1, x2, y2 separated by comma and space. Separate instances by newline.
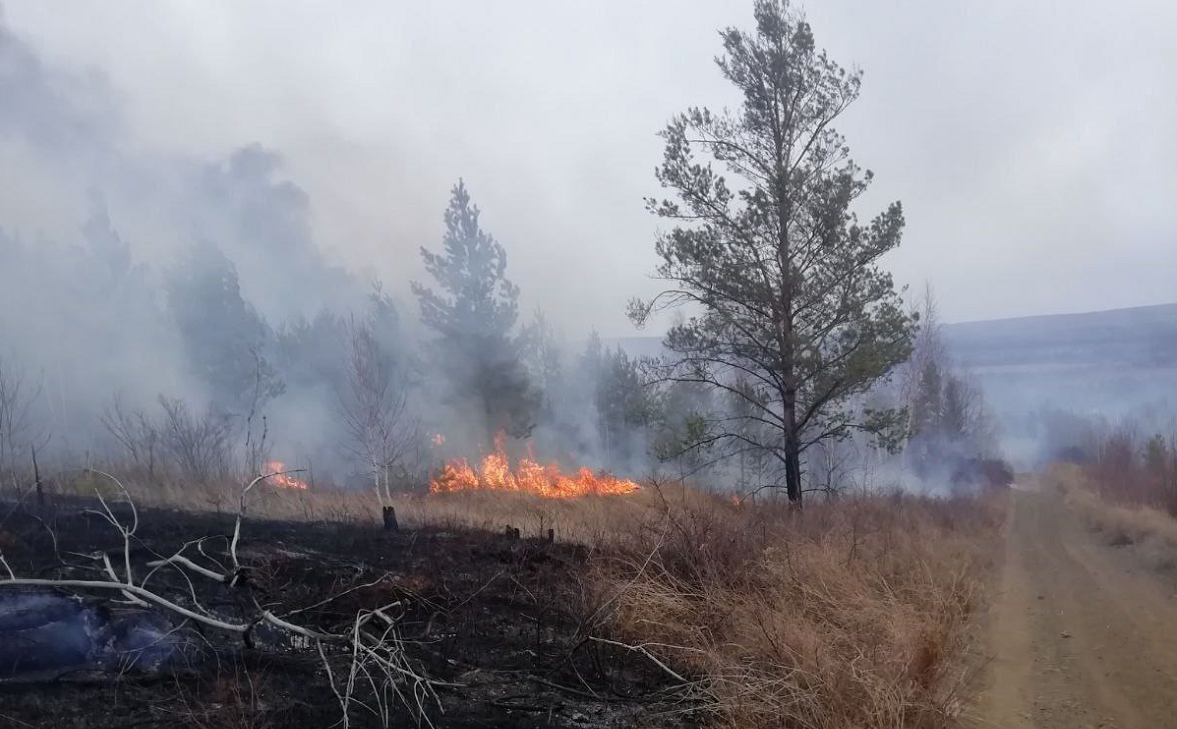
25, 469, 382, 524
391, 483, 724, 543
33, 468, 717, 545
590, 487, 1003, 729
391, 483, 1002, 728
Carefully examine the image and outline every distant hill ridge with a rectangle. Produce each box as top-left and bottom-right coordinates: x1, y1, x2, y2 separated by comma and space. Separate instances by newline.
947, 302, 1177, 369
603, 302, 1177, 418
606, 302, 1177, 367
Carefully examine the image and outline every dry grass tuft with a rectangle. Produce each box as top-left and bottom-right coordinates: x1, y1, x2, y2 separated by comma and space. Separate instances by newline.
386, 483, 1003, 727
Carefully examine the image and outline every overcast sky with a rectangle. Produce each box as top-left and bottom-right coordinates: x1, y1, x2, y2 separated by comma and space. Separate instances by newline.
3, 1, 1175, 336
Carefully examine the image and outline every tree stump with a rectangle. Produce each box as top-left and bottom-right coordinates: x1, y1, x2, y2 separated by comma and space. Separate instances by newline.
382, 506, 399, 532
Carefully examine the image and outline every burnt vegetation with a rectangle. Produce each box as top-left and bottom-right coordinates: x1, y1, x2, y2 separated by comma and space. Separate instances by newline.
0, 488, 685, 728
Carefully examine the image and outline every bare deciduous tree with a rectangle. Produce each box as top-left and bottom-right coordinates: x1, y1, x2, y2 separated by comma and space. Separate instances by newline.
100, 391, 159, 479
338, 316, 418, 506
157, 396, 235, 484
898, 285, 946, 433
901, 287, 998, 478
0, 356, 45, 491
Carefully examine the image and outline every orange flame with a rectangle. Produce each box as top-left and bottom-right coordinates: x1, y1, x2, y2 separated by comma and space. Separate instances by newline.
264, 461, 309, 490
430, 432, 639, 498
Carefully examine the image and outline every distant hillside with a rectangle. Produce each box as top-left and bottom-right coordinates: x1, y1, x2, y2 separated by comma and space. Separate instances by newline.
946, 303, 1177, 419
947, 303, 1177, 369
605, 303, 1177, 419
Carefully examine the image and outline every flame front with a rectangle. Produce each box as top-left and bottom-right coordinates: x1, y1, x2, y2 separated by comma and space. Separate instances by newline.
265, 461, 310, 490
430, 432, 639, 498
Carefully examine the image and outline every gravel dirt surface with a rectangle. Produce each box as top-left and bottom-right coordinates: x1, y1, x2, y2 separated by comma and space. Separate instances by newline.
971, 479, 1177, 729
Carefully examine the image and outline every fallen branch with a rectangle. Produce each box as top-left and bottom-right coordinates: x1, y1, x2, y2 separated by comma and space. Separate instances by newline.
144, 554, 227, 583
0, 578, 249, 633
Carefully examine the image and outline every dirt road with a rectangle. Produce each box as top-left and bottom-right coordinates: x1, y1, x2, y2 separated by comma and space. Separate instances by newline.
972, 480, 1177, 728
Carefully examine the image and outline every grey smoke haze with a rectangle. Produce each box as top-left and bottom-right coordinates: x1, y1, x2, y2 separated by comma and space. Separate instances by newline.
2, 0, 1175, 338
2, 0, 1176, 493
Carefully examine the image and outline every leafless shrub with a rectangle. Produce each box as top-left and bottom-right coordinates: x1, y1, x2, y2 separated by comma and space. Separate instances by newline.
157, 396, 235, 484
241, 346, 275, 478
1078, 425, 1177, 515
100, 391, 160, 478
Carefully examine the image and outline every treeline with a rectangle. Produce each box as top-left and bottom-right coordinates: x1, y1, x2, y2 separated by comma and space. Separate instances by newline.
0, 180, 727, 497
0, 183, 997, 500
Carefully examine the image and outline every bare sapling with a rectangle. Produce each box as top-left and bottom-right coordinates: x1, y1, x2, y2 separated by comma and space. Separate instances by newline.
0, 356, 46, 494
339, 314, 418, 521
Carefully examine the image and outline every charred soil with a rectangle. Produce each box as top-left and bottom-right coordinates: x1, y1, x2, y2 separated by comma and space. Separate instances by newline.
0, 498, 686, 729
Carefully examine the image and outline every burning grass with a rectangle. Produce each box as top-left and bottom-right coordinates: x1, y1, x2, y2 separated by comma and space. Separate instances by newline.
430, 431, 640, 498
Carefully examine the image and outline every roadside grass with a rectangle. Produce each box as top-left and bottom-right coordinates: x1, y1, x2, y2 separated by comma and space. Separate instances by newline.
1050, 462, 1177, 557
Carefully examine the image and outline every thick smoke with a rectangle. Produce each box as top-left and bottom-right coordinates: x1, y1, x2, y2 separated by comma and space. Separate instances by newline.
0, 15, 684, 487
0, 17, 372, 475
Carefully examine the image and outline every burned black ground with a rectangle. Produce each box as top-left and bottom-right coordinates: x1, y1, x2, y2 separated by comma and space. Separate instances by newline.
0, 497, 688, 728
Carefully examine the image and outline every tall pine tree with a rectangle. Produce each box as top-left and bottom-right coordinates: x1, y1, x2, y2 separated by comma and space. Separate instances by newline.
412, 181, 537, 441
630, 0, 914, 503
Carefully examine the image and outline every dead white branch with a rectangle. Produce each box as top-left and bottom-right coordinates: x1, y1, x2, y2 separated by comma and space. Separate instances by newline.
0, 578, 249, 633
145, 554, 227, 583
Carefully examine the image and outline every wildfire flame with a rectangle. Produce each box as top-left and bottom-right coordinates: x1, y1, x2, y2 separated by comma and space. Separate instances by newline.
264, 461, 309, 490
430, 432, 639, 498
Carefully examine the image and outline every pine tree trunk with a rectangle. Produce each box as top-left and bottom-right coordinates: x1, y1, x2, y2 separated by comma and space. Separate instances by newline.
785, 432, 802, 504
783, 389, 802, 504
